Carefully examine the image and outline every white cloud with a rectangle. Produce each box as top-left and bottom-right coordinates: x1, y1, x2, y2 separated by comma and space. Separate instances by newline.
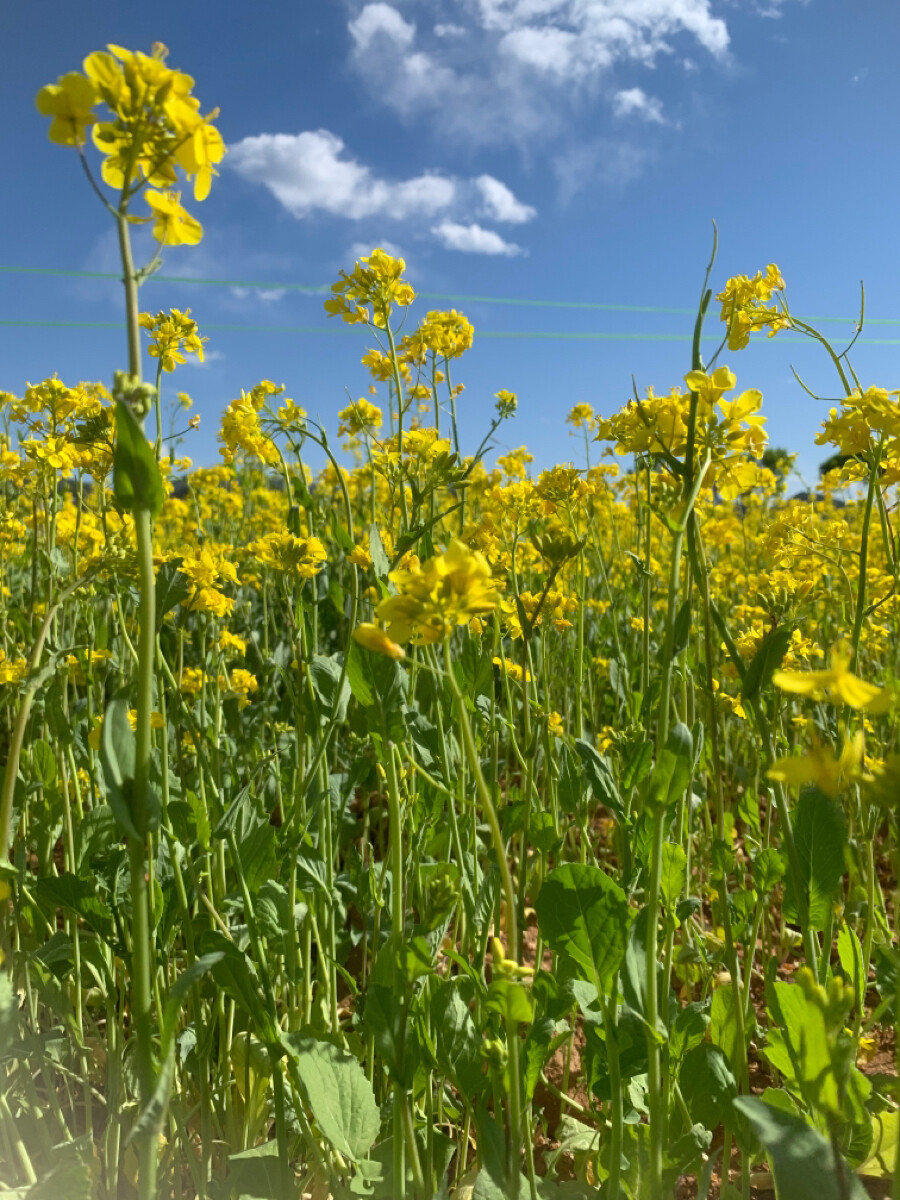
228, 130, 456, 220
347, 239, 407, 263
612, 87, 666, 123
229, 131, 535, 253
432, 221, 523, 255
476, 175, 536, 223
498, 26, 579, 75
345, 0, 733, 149
184, 348, 225, 368
230, 286, 287, 302
348, 3, 415, 50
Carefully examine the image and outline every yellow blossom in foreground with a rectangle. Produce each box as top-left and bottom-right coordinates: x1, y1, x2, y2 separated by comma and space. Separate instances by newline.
0, 651, 27, 686
352, 623, 406, 661
127, 710, 166, 732
146, 189, 203, 246
773, 644, 892, 712
767, 732, 869, 798
378, 540, 499, 646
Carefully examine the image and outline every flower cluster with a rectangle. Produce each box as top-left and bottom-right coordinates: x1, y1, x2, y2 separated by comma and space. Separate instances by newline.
36, 43, 224, 242
368, 539, 500, 647
140, 309, 207, 372
716, 263, 790, 351
324, 248, 415, 328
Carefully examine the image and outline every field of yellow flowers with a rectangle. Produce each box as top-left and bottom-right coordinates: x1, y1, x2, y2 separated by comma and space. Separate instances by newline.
1, 42, 898, 1200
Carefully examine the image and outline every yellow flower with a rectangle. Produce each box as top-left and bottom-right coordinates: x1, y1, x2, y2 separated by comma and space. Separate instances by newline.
127, 709, 166, 732
145, 189, 203, 246
378, 540, 500, 646
352, 623, 406, 661
773, 644, 892, 712
767, 732, 869, 798
35, 73, 97, 146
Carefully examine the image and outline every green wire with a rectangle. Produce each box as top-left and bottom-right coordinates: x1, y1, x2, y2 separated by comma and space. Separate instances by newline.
0, 263, 890, 324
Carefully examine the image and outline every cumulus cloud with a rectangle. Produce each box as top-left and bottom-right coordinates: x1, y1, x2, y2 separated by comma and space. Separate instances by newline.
432, 221, 523, 255
612, 87, 666, 123
476, 175, 536, 223
229, 131, 535, 253
228, 130, 457, 220
348, 2, 415, 50
345, 1, 731, 148
230, 286, 287, 302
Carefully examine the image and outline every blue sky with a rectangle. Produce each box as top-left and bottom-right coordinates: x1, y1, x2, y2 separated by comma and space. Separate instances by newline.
5, 0, 900, 485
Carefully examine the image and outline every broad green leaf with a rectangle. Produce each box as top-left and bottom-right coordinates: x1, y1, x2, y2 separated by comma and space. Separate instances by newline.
734, 1096, 867, 1200
113, 398, 164, 517
742, 624, 793, 701
99, 696, 141, 840
0, 973, 17, 1059
197, 931, 276, 1043
660, 842, 687, 908
681, 1043, 739, 1134
362, 983, 417, 1088
227, 1141, 282, 1199
621, 739, 653, 791
751, 847, 785, 894
32, 874, 115, 943
536, 864, 631, 995
31, 739, 57, 787
307, 654, 350, 723
783, 787, 847, 931
368, 524, 391, 579
764, 979, 837, 1116
573, 740, 624, 821
486, 977, 534, 1025
155, 560, 192, 627
859, 1108, 899, 1179
431, 980, 485, 1098
709, 984, 741, 1075
282, 1034, 380, 1162
647, 722, 693, 814
837, 926, 865, 1014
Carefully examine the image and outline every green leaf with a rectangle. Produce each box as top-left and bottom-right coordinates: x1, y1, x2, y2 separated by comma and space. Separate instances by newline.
733, 1096, 867, 1200
114, 399, 164, 517
647, 722, 693, 814
331, 516, 355, 554
709, 984, 741, 1075
751, 847, 785, 894
837, 926, 866, 1015
764, 979, 837, 1115
31, 739, 57, 787
621, 739, 653, 791
859, 1108, 899, 1179
0, 973, 18, 1060
660, 842, 687, 908
681, 1043, 739, 1135
536, 864, 631, 995
431, 980, 485, 1098
227, 1141, 282, 1199
742, 624, 793, 702
282, 1034, 380, 1162
99, 696, 140, 840
307, 653, 350, 723
486, 977, 534, 1025
368, 524, 391, 579
33, 873, 115, 943
74, 805, 118, 871
155, 561, 192, 628
574, 740, 624, 821
783, 787, 847, 931
197, 931, 276, 1043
